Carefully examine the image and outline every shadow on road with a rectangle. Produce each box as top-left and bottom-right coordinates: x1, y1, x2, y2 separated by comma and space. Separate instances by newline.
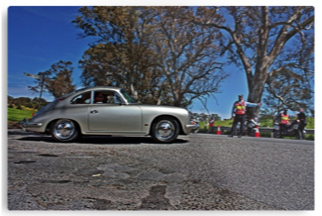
17, 135, 188, 145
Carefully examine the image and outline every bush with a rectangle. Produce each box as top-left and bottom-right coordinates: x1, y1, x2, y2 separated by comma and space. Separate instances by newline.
305, 134, 315, 141
20, 105, 37, 112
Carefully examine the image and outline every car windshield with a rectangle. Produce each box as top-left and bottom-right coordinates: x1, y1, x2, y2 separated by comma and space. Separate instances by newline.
120, 89, 138, 104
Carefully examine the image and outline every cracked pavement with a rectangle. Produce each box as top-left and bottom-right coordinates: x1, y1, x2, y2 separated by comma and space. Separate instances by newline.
7, 130, 314, 210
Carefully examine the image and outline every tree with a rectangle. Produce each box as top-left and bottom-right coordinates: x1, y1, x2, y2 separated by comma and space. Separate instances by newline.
150, 7, 228, 107
45, 61, 76, 98
7, 96, 48, 109
73, 6, 228, 108
210, 113, 221, 121
193, 6, 314, 115
28, 60, 76, 98
74, 6, 168, 105
78, 43, 169, 105
263, 68, 313, 114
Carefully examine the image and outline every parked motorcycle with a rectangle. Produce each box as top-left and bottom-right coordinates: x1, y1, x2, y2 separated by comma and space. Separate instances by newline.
246, 117, 260, 136
272, 119, 306, 139
235, 116, 260, 136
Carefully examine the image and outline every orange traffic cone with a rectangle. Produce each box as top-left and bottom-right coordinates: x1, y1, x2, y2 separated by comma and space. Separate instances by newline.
254, 125, 260, 137
217, 125, 221, 135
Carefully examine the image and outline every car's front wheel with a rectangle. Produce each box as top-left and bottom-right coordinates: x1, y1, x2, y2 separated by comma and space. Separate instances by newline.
51, 119, 79, 142
151, 116, 180, 143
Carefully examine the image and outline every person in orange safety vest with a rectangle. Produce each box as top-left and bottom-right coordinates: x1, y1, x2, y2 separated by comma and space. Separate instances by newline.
279, 109, 290, 135
229, 94, 261, 138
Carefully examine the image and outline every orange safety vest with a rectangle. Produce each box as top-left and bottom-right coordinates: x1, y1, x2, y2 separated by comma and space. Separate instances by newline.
235, 101, 246, 115
209, 120, 214, 127
280, 113, 289, 124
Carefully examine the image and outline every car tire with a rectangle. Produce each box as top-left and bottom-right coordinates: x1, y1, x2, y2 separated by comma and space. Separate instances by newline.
51, 119, 79, 142
151, 116, 180, 143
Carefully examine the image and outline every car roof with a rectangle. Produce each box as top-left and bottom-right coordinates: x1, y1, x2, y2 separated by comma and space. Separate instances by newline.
75, 86, 122, 92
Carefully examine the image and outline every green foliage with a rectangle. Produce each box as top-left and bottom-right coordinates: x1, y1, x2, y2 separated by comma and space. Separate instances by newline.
305, 135, 315, 141
7, 108, 35, 122
306, 117, 314, 129
258, 118, 274, 127
199, 119, 234, 130
199, 117, 314, 129
8, 95, 48, 109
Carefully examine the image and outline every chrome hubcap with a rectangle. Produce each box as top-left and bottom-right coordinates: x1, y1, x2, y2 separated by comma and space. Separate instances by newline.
54, 120, 75, 140
155, 120, 175, 141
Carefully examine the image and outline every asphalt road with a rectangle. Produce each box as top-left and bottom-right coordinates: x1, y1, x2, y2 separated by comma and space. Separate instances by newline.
7, 130, 314, 210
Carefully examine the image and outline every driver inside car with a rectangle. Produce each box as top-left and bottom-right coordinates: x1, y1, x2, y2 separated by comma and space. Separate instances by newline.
95, 93, 105, 103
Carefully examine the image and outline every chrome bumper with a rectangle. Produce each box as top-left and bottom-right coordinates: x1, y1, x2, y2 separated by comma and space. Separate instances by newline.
21, 118, 43, 131
185, 124, 200, 134
186, 124, 199, 129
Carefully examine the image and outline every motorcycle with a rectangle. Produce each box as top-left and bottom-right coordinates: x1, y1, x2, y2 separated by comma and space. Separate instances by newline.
272, 119, 306, 139
246, 116, 260, 136
235, 116, 260, 136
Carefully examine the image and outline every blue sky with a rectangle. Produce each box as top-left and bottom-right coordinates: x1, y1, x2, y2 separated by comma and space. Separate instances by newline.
8, 6, 264, 119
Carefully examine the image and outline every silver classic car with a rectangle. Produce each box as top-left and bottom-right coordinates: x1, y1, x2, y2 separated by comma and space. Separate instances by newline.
21, 86, 197, 143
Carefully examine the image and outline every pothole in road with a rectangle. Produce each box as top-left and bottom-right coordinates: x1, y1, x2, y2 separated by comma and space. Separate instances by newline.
14, 160, 37, 164
38, 154, 59, 157
39, 180, 72, 184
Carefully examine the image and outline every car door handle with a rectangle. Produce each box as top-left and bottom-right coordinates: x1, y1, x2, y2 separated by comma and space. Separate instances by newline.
90, 110, 98, 114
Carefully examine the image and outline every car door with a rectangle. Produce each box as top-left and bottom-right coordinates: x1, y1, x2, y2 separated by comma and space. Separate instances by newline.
88, 90, 142, 132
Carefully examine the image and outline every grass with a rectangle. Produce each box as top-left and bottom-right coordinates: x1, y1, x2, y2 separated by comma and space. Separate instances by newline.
7, 107, 35, 122
199, 117, 314, 130
199, 117, 314, 140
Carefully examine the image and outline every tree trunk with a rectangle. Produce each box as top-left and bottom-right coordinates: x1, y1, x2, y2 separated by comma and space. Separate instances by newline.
246, 68, 268, 117
172, 89, 184, 107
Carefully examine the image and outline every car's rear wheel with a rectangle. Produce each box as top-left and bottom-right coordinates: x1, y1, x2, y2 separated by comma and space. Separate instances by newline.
51, 119, 79, 142
151, 116, 180, 143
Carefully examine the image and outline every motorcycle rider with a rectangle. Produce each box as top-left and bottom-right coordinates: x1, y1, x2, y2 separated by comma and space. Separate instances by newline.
297, 108, 307, 140
279, 109, 290, 136
229, 94, 261, 138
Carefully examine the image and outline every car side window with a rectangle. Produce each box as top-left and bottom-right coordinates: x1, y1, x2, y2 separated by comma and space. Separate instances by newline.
94, 90, 124, 104
70, 92, 91, 104
113, 94, 123, 104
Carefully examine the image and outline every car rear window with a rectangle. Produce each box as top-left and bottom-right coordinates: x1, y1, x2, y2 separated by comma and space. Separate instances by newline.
70, 91, 92, 104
